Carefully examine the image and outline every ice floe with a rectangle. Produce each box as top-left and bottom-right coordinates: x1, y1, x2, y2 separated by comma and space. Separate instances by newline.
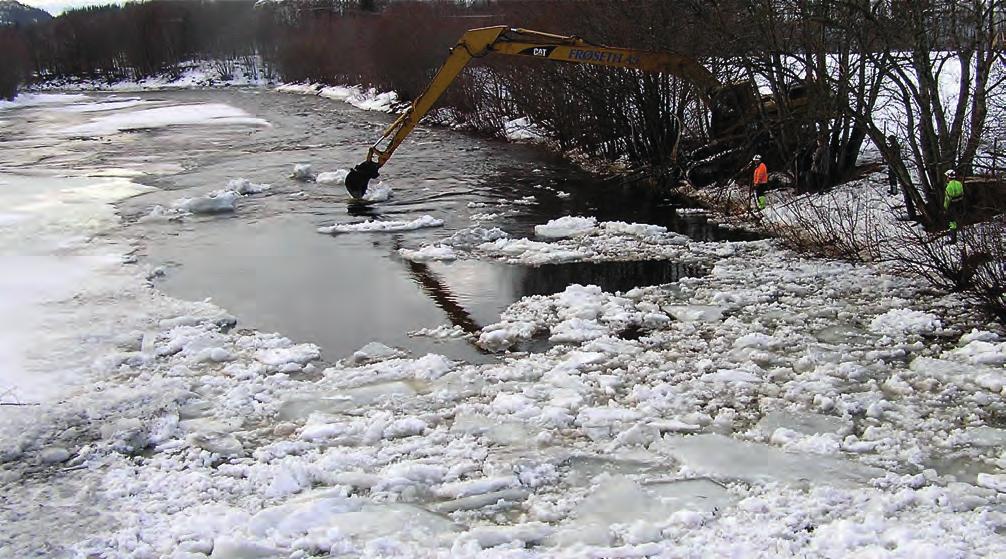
318, 215, 444, 234
398, 244, 457, 262
172, 189, 240, 214
61, 103, 270, 136
535, 215, 598, 238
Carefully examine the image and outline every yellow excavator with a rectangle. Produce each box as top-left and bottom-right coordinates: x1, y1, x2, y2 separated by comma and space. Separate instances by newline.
345, 26, 804, 198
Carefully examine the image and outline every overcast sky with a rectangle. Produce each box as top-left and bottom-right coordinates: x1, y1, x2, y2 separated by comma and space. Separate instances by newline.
22, 0, 123, 16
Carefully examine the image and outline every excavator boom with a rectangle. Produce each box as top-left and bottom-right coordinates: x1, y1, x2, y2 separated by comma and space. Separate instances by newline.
345, 26, 724, 197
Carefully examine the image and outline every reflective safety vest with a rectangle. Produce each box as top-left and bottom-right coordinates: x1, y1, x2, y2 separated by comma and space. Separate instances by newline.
945, 179, 964, 208
753, 163, 768, 185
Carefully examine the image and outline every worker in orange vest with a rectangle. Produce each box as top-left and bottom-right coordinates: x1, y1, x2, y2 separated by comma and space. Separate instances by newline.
752, 154, 769, 209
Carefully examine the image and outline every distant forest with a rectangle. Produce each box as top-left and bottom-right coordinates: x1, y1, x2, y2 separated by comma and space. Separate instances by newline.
0, 0, 498, 99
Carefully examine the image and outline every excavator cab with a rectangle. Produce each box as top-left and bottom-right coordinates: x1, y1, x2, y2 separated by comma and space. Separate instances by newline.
709, 82, 759, 139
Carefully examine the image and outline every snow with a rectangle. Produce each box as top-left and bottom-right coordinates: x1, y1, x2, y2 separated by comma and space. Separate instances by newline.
61, 103, 270, 136
30, 58, 272, 92
0, 173, 153, 404
318, 215, 444, 234
0, 93, 91, 110
51, 98, 152, 113
504, 117, 546, 142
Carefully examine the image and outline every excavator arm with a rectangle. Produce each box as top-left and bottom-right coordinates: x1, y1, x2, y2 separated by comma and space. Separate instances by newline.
345, 26, 724, 197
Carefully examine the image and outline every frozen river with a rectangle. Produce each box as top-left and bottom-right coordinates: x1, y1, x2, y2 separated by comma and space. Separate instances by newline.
1, 90, 1005, 557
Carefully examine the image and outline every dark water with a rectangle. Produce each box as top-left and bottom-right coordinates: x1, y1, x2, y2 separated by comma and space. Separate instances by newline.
67, 89, 755, 363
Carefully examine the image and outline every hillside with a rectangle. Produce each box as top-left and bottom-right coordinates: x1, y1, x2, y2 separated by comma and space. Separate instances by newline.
0, 0, 52, 26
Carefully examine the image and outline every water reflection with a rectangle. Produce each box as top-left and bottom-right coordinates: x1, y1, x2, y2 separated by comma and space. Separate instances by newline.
402, 258, 484, 336
347, 200, 382, 218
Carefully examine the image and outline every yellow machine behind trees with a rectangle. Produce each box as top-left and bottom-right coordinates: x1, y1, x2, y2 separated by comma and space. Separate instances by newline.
345, 25, 803, 198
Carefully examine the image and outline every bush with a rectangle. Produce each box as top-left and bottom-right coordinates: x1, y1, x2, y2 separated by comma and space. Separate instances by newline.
889, 217, 1006, 321
762, 185, 888, 262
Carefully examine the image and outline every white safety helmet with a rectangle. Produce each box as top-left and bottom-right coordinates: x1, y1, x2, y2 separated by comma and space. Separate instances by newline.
752, 154, 762, 162
945, 169, 956, 178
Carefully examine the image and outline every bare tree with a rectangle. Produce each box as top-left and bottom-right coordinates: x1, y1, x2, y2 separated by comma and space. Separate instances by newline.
852, 0, 1006, 226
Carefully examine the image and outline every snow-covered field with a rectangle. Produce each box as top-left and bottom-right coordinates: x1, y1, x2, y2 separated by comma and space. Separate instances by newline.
3, 93, 1006, 558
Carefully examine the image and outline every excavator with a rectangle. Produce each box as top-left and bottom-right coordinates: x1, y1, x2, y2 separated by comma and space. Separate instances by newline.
345, 26, 807, 198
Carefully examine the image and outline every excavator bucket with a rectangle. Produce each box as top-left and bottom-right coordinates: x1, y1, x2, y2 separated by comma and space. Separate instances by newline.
345, 161, 381, 199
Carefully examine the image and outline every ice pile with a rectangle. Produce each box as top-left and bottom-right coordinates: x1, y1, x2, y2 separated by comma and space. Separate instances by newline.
137, 204, 186, 223
290, 163, 315, 182
408, 325, 471, 339
315, 169, 348, 186
5, 157, 1006, 556
478, 283, 670, 350
534, 215, 597, 238
503, 116, 546, 142
398, 244, 457, 262
533, 217, 673, 243
869, 308, 943, 337
358, 181, 393, 202
227, 177, 270, 195
172, 189, 241, 214
469, 217, 692, 266
318, 215, 444, 234
7, 234, 1006, 557
445, 226, 509, 248
141, 178, 270, 222
276, 82, 401, 113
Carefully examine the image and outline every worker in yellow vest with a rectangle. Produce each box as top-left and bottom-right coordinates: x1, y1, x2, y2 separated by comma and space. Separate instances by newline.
944, 169, 964, 243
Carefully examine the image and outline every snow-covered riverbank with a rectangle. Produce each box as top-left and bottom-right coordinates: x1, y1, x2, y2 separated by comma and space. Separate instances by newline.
25, 59, 273, 93
2, 92, 1006, 558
